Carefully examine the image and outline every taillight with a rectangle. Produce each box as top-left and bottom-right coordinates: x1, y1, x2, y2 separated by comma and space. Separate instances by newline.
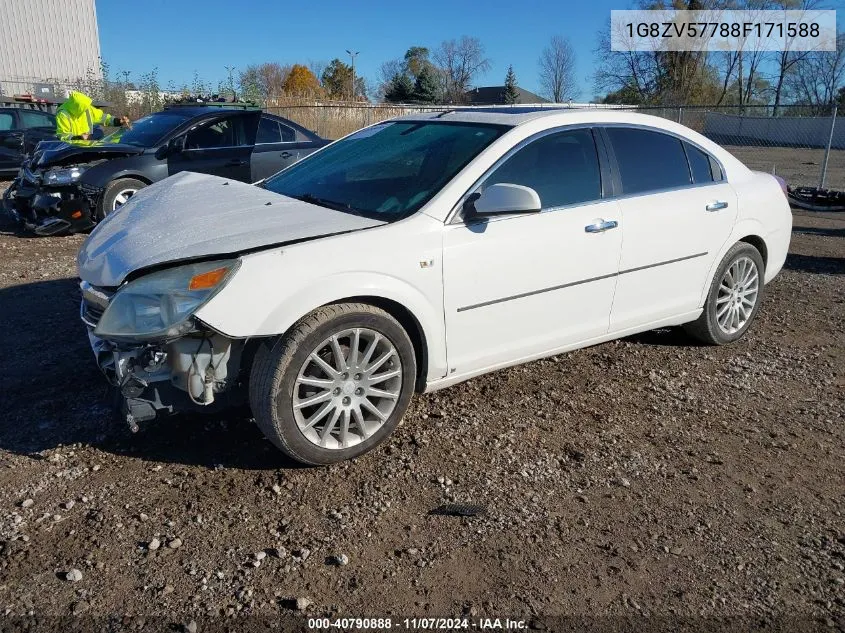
773, 175, 788, 197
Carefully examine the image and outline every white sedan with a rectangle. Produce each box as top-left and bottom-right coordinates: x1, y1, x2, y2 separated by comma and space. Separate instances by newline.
77, 109, 792, 464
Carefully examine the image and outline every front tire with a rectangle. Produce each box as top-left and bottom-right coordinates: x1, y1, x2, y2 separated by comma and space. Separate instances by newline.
684, 242, 765, 345
249, 303, 417, 465
98, 178, 147, 220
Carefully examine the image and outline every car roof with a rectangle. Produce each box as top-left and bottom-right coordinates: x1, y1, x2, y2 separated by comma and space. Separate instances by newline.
157, 106, 256, 118
393, 107, 667, 128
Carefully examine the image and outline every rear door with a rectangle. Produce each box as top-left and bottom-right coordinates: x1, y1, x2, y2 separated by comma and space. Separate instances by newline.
251, 115, 302, 181
168, 113, 256, 182
603, 126, 738, 331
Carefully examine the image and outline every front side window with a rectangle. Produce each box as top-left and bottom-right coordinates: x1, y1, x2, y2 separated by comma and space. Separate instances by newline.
185, 117, 239, 149
480, 128, 602, 209
0, 112, 14, 131
606, 127, 691, 195
263, 121, 507, 221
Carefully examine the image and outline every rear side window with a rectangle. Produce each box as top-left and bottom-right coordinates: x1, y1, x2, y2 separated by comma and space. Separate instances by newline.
257, 116, 281, 143
278, 122, 295, 142
482, 128, 602, 209
606, 127, 691, 195
0, 112, 13, 131
685, 142, 716, 184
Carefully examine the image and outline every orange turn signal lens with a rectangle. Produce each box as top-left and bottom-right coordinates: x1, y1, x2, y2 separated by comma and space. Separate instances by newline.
188, 266, 229, 291
71, 210, 83, 219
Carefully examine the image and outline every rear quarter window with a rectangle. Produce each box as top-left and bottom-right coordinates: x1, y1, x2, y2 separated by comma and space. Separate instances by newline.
606, 127, 692, 195
684, 142, 717, 184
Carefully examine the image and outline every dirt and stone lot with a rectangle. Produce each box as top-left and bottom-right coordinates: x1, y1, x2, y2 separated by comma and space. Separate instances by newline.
0, 180, 842, 632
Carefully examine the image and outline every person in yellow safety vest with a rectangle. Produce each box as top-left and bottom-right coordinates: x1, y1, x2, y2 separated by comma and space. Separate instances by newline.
55, 91, 130, 141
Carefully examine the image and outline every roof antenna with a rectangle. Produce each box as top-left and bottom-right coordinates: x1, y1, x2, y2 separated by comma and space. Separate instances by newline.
435, 109, 456, 118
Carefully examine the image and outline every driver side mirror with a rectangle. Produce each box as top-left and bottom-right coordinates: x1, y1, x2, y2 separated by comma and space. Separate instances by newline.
156, 136, 185, 159
464, 183, 542, 219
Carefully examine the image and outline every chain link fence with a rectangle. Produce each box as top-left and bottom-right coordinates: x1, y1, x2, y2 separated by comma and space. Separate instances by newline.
3, 72, 841, 191
269, 102, 843, 191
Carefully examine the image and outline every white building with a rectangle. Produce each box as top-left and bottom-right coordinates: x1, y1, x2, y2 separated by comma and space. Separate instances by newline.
0, 0, 102, 98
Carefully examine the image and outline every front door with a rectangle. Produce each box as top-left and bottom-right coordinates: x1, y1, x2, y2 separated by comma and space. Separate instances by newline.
443, 128, 623, 376
602, 126, 738, 331
168, 114, 253, 182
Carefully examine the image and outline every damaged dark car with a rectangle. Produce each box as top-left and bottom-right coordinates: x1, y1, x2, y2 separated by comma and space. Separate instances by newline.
3, 104, 327, 236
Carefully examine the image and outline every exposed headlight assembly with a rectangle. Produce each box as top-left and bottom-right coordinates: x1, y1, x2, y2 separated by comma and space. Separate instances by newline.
44, 166, 86, 185
94, 259, 240, 340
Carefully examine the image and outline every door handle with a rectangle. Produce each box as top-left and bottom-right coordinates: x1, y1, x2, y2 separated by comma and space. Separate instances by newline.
280, 151, 293, 159
706, 201, 729, 211
584, 219, 619, 233
224, 159, 246, 167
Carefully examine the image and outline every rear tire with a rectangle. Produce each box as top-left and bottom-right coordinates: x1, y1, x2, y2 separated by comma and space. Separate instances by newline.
249, 303, 417, 465
98, 178, 146, 220
684, 242, 765, 345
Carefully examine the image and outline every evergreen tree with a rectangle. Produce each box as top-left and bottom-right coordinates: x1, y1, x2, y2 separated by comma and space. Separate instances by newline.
503, 65, 519, 104
385, 74, 414, 102
412, 65, 440, 103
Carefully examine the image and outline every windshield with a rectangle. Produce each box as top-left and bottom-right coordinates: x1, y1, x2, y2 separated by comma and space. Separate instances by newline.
262, 121, 507, 220
101, 112, 190, 147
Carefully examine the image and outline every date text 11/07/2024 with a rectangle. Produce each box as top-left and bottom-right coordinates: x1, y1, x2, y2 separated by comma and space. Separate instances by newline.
307, 617, 529, 630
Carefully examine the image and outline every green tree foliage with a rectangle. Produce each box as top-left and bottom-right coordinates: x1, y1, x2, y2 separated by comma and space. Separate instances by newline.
380, 46, 444, 103
322, 58, 354, 99
503, 65, 519, 104
385, 74, 414, 102
404, 47, 432, 79
412, 65, 441, 103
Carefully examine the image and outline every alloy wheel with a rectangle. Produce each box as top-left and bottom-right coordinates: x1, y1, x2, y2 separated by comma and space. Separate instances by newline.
716, 255, 760, 335
111, 188, 138, 211
292, 328, 402, 449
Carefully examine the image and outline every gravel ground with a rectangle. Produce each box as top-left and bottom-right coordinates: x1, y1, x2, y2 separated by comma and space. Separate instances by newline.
0, 179, 843, 631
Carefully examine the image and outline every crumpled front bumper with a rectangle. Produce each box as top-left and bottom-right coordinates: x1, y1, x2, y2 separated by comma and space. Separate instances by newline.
4, 170, 99, 236
79, 281, 246, 427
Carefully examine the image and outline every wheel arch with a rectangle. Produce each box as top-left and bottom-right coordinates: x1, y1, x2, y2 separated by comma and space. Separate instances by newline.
332, 295, 429, 392
107, 173, 154, 186
699, 221, 771, 307
738, 234, 768, 269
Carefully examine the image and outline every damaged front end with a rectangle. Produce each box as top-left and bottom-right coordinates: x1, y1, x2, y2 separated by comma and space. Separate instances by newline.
79, 259, 248, 431
6, 159, 101, 235
5, 140, 139, 236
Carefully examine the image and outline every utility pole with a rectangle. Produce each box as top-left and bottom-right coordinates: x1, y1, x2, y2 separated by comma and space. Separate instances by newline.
346, 50, 359, 100
224, 65, 236, 99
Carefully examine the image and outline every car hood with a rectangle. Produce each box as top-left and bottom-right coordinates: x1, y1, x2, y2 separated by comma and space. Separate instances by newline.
34, 139, 144, 168
77, 172, 387, 287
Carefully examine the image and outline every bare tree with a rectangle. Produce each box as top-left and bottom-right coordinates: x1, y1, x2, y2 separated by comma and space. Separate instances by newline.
770, 0, 822, 115
592, 22, 662, 104
434, 36, 491, 103
787, 32, 845, 108
538, 36, 577, 102
376, 58, 404, 99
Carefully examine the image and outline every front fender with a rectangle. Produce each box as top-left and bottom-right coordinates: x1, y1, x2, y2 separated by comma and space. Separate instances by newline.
80, 154, 163, 189
195, 248, 447, 382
